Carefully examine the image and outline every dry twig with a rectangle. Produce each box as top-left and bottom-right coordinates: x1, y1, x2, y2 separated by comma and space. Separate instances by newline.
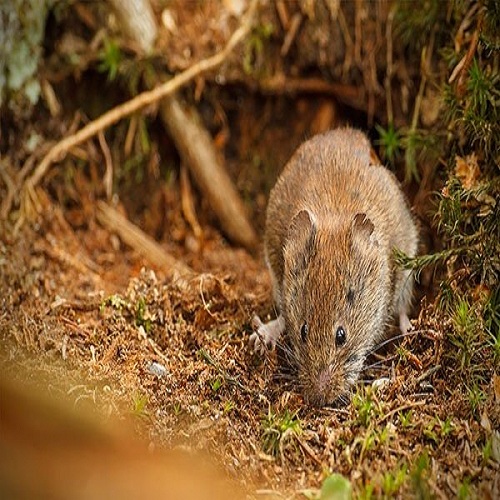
160, 95, 258, 249
281, 12, 303, 57
0, 164, 16, 220
97, 131, 113, 200
96, 201, 194, 280
233, 74, 363, 110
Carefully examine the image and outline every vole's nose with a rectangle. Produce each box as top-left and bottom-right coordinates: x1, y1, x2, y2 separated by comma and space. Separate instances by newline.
317, 367, 331, 393
303, 367, 333, 407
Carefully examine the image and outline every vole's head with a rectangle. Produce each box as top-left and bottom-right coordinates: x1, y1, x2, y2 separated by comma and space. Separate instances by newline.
282, 209, 390, 407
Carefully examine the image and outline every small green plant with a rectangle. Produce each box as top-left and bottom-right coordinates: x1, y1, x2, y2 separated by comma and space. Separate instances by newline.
423, 423, 438, 446
210, 376, 223, 392
410, 452, 432, 499
261, 407, 302, 457
319, 473, 352, 500
461, 59, 500, 156
172, 402, 182, 416
446, 297, 484, 378
439, 416, 454, 438
357, 482, 374, 500
352, 388, 378, 427
482, 437, 492, 463
375, 122, 402, 165
131, 392, 148, 418
395, 344, 411, 363
382, 462, 408, 497
377, 425, 391, 446
98, 38, 122, 80
424, 416, 455, 445
453, 299, 476, 333
352, 423, 394, 463
466, 383, 486, 416
101, 294, 127, 312
361, 430, 377, 454
399, 409, 414, 429
243, 22, 274, 75
223, 400, 235, 413
393, 247, 463, 281
135, 296, 152, 333
457, 476, 472, 500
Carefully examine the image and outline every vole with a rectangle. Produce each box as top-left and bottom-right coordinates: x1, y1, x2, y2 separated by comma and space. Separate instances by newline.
250, 128, 418, 407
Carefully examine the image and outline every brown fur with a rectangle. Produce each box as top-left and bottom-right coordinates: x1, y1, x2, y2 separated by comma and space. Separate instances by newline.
264, 128, 418, 406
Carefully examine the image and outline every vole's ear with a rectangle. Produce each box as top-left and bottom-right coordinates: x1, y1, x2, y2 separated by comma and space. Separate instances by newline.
352, 213, 377, 245
284, 209, 316, 270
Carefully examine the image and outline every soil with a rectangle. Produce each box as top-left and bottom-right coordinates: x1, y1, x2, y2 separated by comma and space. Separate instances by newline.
1, 1, 498, 498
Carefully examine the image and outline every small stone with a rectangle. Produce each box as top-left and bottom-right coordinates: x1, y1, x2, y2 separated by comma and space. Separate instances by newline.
147, 361, 167, 378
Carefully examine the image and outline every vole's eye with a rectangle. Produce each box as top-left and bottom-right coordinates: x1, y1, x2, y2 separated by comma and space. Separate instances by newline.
335, 326, 346, 346
300, 322, 309, 342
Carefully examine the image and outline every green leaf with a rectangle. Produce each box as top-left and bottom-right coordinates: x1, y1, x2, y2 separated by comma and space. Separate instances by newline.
320, 474, 352, 500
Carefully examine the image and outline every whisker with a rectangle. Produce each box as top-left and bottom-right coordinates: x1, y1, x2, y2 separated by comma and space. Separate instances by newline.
337, 393, 350, 407
368, 331, 417, 355
362, 354, 398, 372
276, 350, 297, 369
276, 339, 295, 356
275, 341, 299, 366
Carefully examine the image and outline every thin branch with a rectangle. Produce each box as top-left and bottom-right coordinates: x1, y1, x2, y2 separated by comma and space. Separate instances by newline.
97, 131, 113, 200
0, 163, 16, 220
160, 95, 258, 249
96, 200, 194, 280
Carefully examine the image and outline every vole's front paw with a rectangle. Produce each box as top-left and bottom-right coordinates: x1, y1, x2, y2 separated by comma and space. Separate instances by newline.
249, 314, 285, 356
249, 315, 271, 355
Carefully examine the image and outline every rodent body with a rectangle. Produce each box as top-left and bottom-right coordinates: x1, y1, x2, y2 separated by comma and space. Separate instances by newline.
250, 128, 418, 407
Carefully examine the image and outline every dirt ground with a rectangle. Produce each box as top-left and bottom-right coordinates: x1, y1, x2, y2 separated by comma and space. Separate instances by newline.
1, 1, 499, 498
1, 131, 498, 498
